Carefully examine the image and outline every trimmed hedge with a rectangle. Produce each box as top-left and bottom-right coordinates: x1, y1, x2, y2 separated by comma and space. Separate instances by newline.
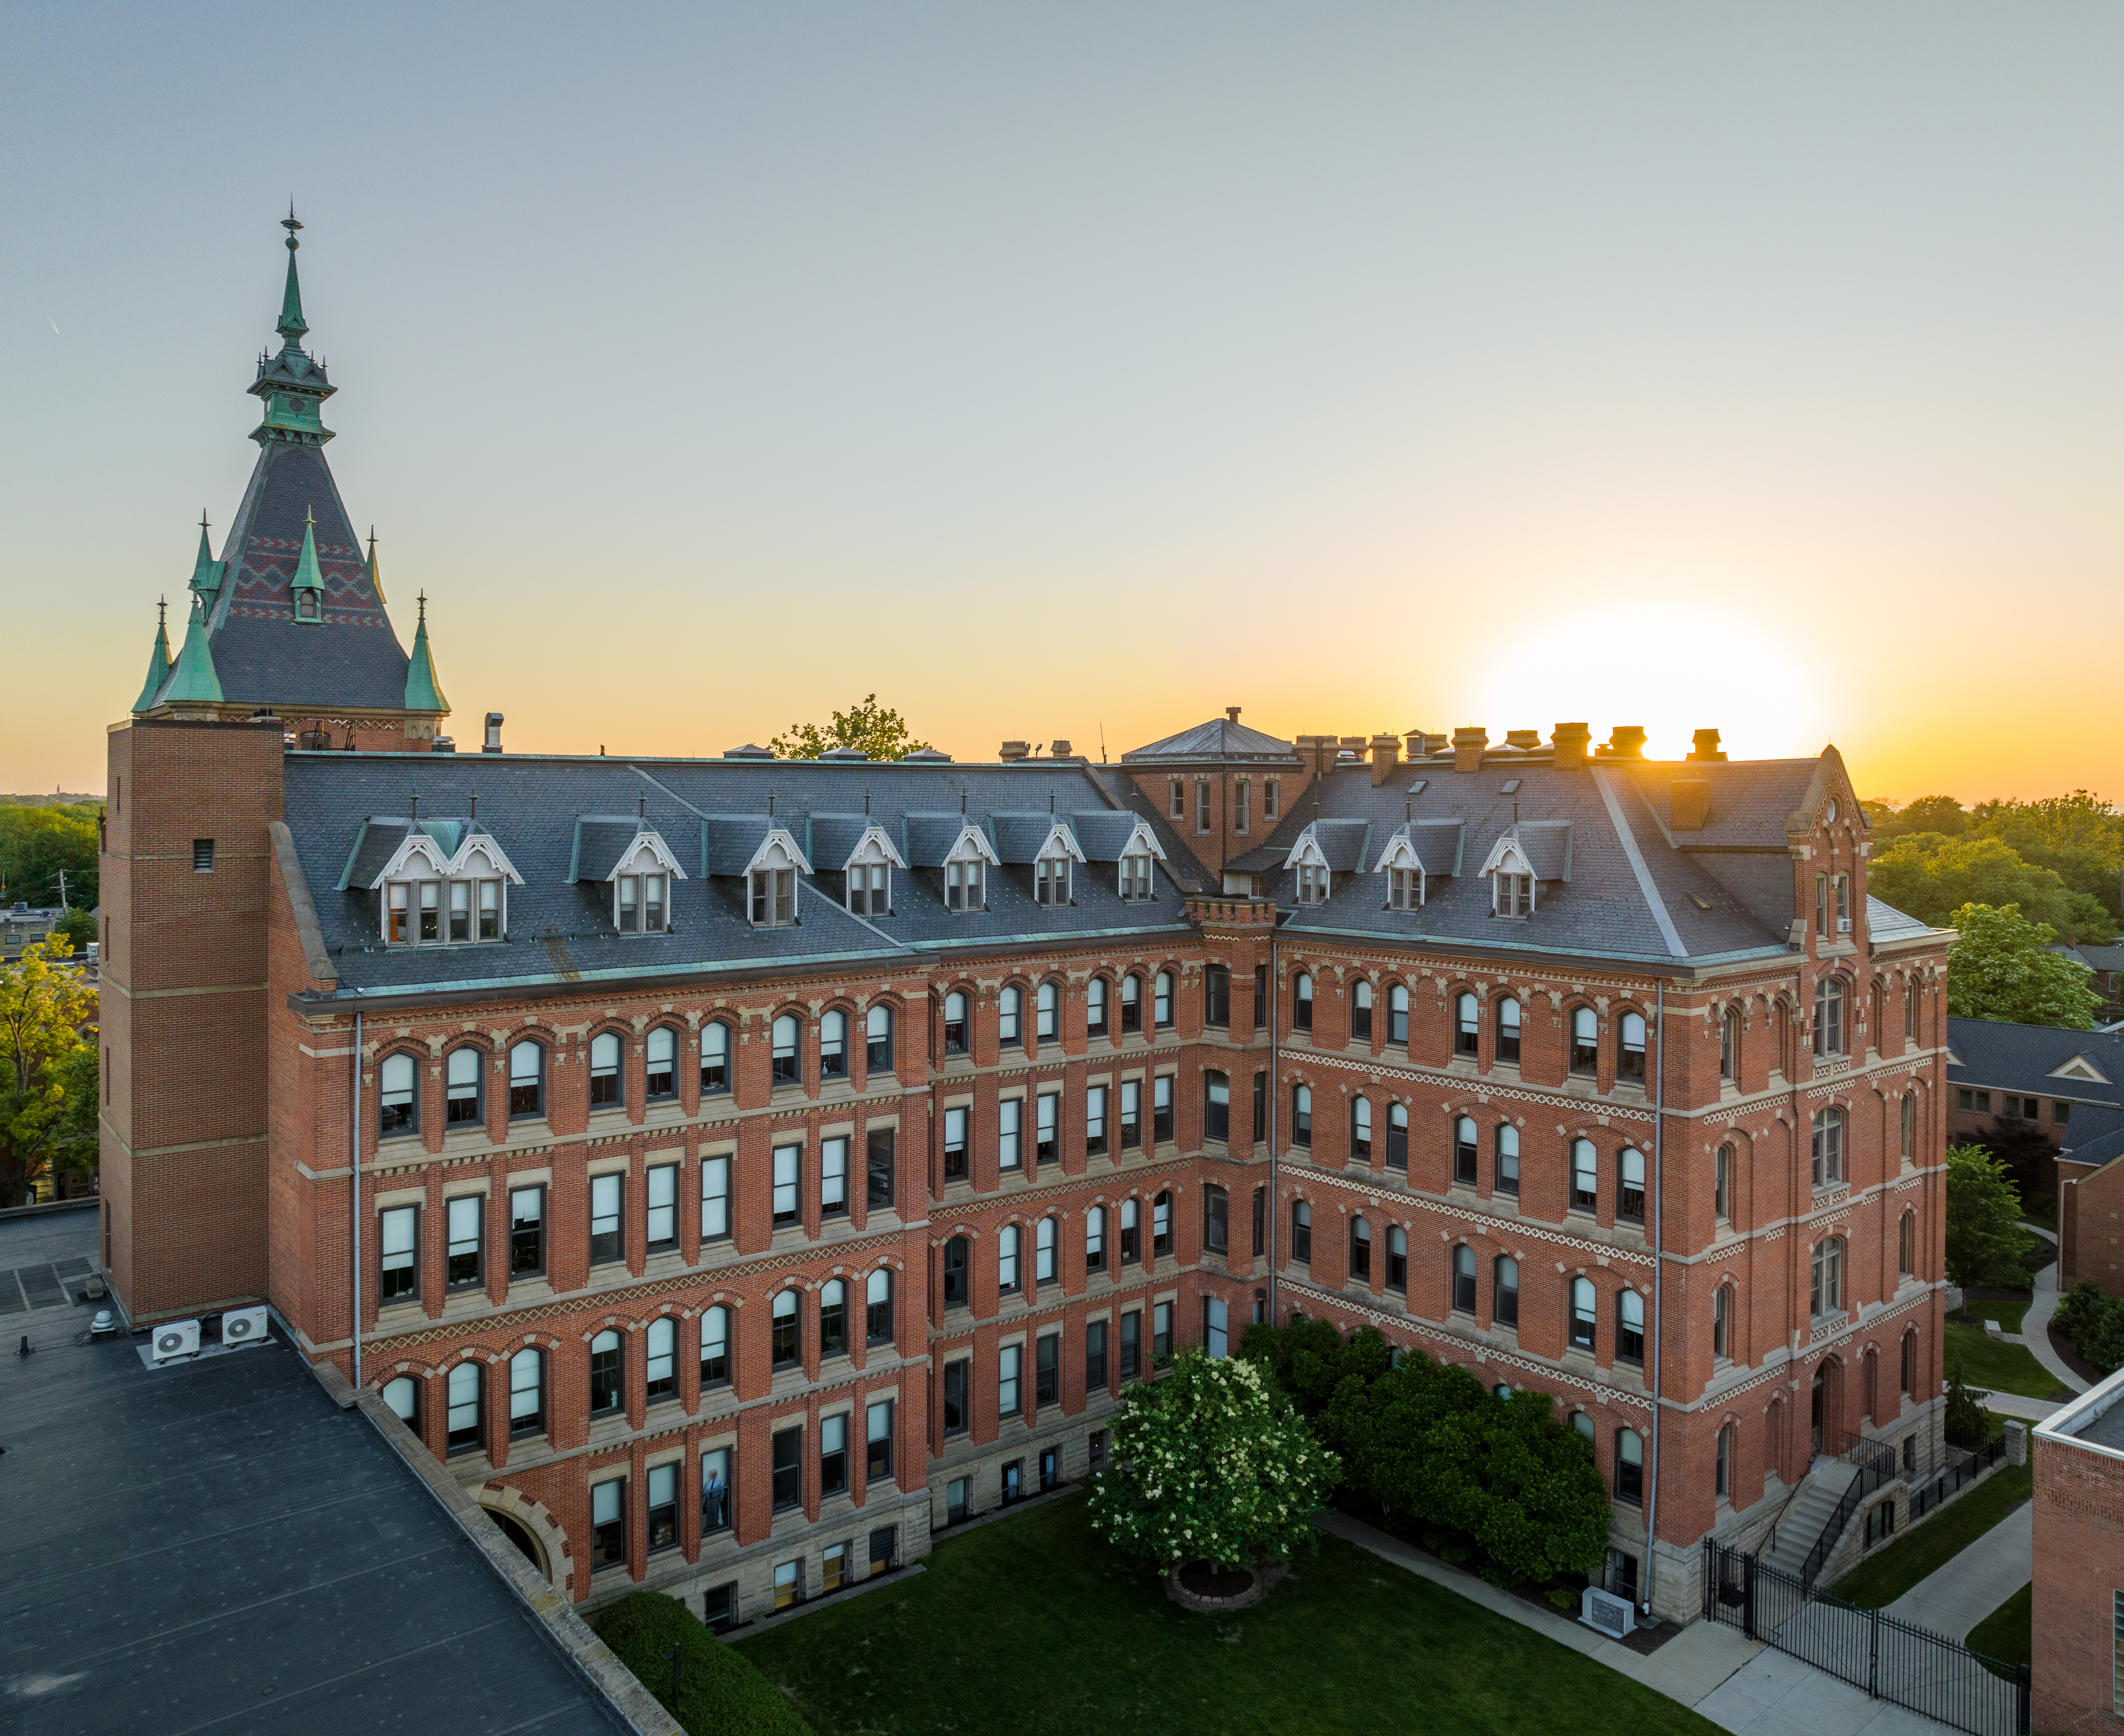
592, 1591, 814, 1736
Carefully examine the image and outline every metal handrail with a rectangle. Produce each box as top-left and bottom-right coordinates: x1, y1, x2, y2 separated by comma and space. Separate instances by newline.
1799, 1433, 1901, 1588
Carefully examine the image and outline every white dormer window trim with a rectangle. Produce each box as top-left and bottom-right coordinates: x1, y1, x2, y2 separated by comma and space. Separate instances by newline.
1373, 833, 1427, 911
1285, 827, 1331, 906
610, 832, 686, 935
744, 831, 811, 928
942, 822, 999, 914
1036, 854, 1073, 906
1478, 834, 1537, 919
369, 826, 525, 948
842, 825, 906, 918
1115, 818, 1164, 902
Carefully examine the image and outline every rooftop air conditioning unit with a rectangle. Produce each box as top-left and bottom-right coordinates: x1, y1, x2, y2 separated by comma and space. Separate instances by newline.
221, 1305, 269, 1347
150, 1320, 201, 1364
1838, 917, 1853, 933
1580, 1585, 1635, 1641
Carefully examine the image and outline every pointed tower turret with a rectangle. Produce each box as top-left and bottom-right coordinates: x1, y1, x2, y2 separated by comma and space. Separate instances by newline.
403, 591, 448, 713
290, 507, 326, 622
248, 207, 334, 448
187, 511, 225, 606
364, 527, 386, 604
162, 598, 224, 705
132, 598, 174, 713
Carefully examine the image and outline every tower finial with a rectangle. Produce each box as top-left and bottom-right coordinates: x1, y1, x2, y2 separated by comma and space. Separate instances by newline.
277, 205, 308, 344
364, 527, 385, 604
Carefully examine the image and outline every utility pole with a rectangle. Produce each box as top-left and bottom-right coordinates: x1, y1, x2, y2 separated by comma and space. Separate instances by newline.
56, 869, 68, 911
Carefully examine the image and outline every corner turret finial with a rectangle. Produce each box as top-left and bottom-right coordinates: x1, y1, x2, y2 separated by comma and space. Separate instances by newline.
278, 204, 307, 343
188, 510, 224, 602
133, 595, 174, 713
403, 587, 449, 714
363, 527, 386, 604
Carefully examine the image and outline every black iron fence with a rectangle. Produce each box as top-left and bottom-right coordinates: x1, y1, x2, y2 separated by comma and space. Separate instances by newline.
1911, 1434, 2009, 1522
1703, 1540, 2029, 1736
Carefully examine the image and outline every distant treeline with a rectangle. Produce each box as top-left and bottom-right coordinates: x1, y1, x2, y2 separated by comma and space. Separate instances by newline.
1864, 792, 2124, 944
0, 802, 100, 912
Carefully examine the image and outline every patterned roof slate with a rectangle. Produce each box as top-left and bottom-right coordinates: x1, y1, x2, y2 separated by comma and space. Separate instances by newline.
1121, 715, 1301, 763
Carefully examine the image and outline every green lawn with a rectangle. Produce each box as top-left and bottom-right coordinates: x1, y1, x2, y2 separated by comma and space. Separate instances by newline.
1949, 1294, 2031, 1335
1829, 1462, 2032, 1609
1966, 1582, 2032, 1678
1943, 1317, 2068, 1400
737, 1497, 1717, 1736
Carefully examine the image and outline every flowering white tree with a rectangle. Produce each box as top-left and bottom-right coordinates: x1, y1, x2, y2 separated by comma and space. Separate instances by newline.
1088, 1347, 1338, 1569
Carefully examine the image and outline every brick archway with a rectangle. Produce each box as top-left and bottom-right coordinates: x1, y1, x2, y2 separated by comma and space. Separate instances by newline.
478, 1485, 574, 1596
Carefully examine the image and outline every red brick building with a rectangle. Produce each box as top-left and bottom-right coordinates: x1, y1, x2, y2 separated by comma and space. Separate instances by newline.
2032, 1367, 2124, 1731
100, 222, 1956, 1627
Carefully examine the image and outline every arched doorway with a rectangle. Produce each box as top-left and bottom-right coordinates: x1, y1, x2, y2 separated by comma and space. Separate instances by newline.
1810, 1366, 1826, 1458
490, 1511, 548, 1580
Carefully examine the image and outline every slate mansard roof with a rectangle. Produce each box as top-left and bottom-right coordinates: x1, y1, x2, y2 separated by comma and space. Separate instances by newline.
1231, 753, 1944, 969
280, 755, 1203, 1000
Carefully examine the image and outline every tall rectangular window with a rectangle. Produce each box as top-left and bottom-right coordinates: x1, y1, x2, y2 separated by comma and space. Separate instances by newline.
1035, 1332, 1059, 1407
944, 1359, 969, 1435
701, 1155, 731, 1242
1153, 1075, 1173, 1144
701, 1447, 733, 1535
1263, 778, 1280, 822
509, 1186, 544, 1277
1168, 778, 1185, 819
1233, 778, 1250, 833
1036, 1092, 1059, 1165
589, 1173, 622, 1265
773, 1144, 801, 1227
820, 1413, 849, 1497
1252, 1071, 1266, 1141
1253, 965, 1267, 1033
446, 1195, 481, 1288
646, 1164, 677, 1248
865, 1126, 894, 1208
192, 838, 215, 873
647, 1463, 678, 1553
590, 1477, 626, 1569
1152, 1301, 1173, 1360
1204, 965, 1230, 1029
944, 1106, 969, 1180
1252, 1185, 1266, 1256
1086, 1319, 1108, 1389
999, 1098, 1022, 1170
1195, 777, 1212, 834
867, 1400, 895, 1483
379, 1205, 417, 1302
1085, 1086, 1107, 1155
1204, 1071, 1229, 1142
1120, 1309, 1141, 1379
820, 1136, 849, 1219
1203, 1185, 1228, 1255
998, 1344, 1022, 1418
1119, 1081, 1140, 1149
772, 1425, 803, 1510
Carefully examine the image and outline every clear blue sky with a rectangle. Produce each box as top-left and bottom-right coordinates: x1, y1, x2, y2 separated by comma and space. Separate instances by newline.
5, 4, 2121, 798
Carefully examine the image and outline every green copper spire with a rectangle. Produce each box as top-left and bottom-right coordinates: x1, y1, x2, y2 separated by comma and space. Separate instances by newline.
404, 591, 448, 712
290, 506, 325, 620
132, 597, 173, 713
162, 598, 224, 704
188, 510, 225, 603
277, 204, 308, 342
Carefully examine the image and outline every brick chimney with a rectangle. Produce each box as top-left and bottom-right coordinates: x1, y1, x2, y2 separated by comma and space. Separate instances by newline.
1599, 725, 1647, 760
999, 740, 1030, 762
1552, 722, 1591, 768
1688, 728, 1728, 763
1670, 778, 1711, 831
1404, 730, 1432, 762
1504, 729, 1540, 751
1226, 706, 1242, 725
1369, 733, 1401, 787
1294, 734, 1336, 779
1050, 739, 1074, 759
1452, 726, 1488, 774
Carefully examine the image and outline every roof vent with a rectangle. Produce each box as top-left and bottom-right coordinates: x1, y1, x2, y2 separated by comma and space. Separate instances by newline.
1050, 739, 1074, 758
904, 748, 953, 763
482, 713, 504, 754
1504, 729, 1541, 752
819, 746, 868, 761
722, 743, 774, 760
1688, 728, 1728, 763
1226, 706, 1242, 724
431, 735, 456, 754
1599, 725, 1647, 760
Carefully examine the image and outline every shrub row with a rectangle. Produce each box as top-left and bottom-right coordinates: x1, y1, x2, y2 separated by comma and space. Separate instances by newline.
2055, 1281, 2124, 1374
593, 1591, 814, 1736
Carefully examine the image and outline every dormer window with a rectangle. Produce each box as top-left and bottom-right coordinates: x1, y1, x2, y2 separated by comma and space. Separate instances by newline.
946, 859, 984, 911
295, 591, 321, 623
1496, 873, 1533, 917
750, 867, 796, 926
848, 864, 889, 916
1035, 855, 1072, 907
1296, 863, 1329, 905
617, 872, 669, 934
384, 877, 507, 946
1120, 852, 1154, 902
1387, 867, 1422, 911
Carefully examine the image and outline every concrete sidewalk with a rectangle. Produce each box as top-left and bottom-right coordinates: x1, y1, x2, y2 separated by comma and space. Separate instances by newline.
2015, 1222, 2089, 1398
1882, 1503, 2032, 1643
1977, 1391, 2062, 1423
1313, 1509, 1959, 1734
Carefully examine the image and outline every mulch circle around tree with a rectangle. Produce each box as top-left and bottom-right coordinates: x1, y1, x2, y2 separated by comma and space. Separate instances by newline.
1167, 1559, 1289, 1613
1180, 1562, 1255, 1600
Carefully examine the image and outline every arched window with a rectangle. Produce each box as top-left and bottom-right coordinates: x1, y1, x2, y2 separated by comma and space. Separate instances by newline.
509, 1347, 544, 1437
1773, 1000, 1791, 1074
589, 1032, 622, 1107
1570, 1007, 1599, 1075
1451, 1244, 1476, 1314
770, 1289, 801, 1368
1493, 1256, 1519, 1326
1712, 1284, 1732, 1360
1036, 981, 1060, 1045
700, 1305, 730, 1387
444, 1046, 482, 1126
1352, 980, 1374, 1041
1495, 997, 1521, 1064
1720, 1007, 1740, 1081
819, 1280, 847, 1357
1906, 979, 1919, 1042
1351, 1096, 1372, 1161
379, 1052, 418, 1137
1292, 1084, 1313, 1147
1900, 1094, 1916, 1164
1899, 1211, 1915, 1279
867, 1268, 894, 1344
1152, 1191, 1173, 1256
1618, 1012, 1647, 1083
1568, 1276, 1597, 1351
1453, 1116, 1478, 1186
942, 990, 970, 1055
1153, 972, 1174, 1029
646, 1317, 677, 1400
942, 1236, 969, 1308
999, 985, 1024, 1044
772, 1014, 802, 1086
589, 1330, 622, 1414
1716, 1423, 1734, 1500
644, 1027, 676, 1099
445, 1360, 483, 1455
1615, 1429, 1644, 1504
1571, 1411, 1595, 1445
1570, 1138, 1598, 1211
1086, 976, 1109, 1038
1350, 1215, 1372, 1280
1036, 1217, 1059, 1283
1386, 1102, 1409, 1170
998, 1225, 1022, 1294
1715, 1142, 1734, 1221
1388, 983, 1410, 1045
1495, 1123, 1520, 1195
1900, 1328, 1917, 1396
700, 1021, 731, 1094
1617, 1290, 1645, 1365
508, 1039, 545, 1117
1290, 1200, 1312, 1262
820, 1009, 848, 1081
382, 1375, 419, 1427
1120, 974, 1142, 1035
867, 1003, 894, 1073
1086, 1206, 1106, 1271
1618, 1147, 1646, 1222
1455, 993, 1479, 1057
1387, 1226, 1408, 1292
1119, 1198, 1140, 1264
1813, 976, 1846, 1057
1810, 1237, 1846, 1318
1293, 973, 1314, 1032
1811, 1106, 1845, 1186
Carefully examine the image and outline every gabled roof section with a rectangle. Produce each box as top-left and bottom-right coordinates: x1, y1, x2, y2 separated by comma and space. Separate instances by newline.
1121, 715, 1300, 764
699, 816, 813, 878
1947, 1016, 2124, 1108
339, 819, 527, 890
1372, 827, 1427, 875
2050, 1053, 2113, 1085
1069, 811, 1165, 864
992, 813, 1087, 866
808, 816, 909, 873
568, 820, 687, 884
1478, 831, 1536, 881
903, 814, 1002, 869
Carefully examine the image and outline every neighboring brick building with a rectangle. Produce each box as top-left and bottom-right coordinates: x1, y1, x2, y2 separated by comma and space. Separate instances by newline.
2032, 1365, 2124, 1731
101, 220, 1956, 1629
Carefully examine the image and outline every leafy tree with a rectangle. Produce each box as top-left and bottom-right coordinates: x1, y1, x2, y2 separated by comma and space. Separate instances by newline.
0, 802, 100, 912
1899, 795, 1972, 837
54, 908, 95, 949
1087, 1347, 1337, 1570
1943, 1358, 1989, 1449
1944, 903, 2103, 1028
2055, 1281, 2124, 1375
0, 934, 99, 1204
1943, 1143, 2036, 1289
1870, 836, 2115, 942
768, 695, 932, 762
1959, 1115, 2062, 1217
